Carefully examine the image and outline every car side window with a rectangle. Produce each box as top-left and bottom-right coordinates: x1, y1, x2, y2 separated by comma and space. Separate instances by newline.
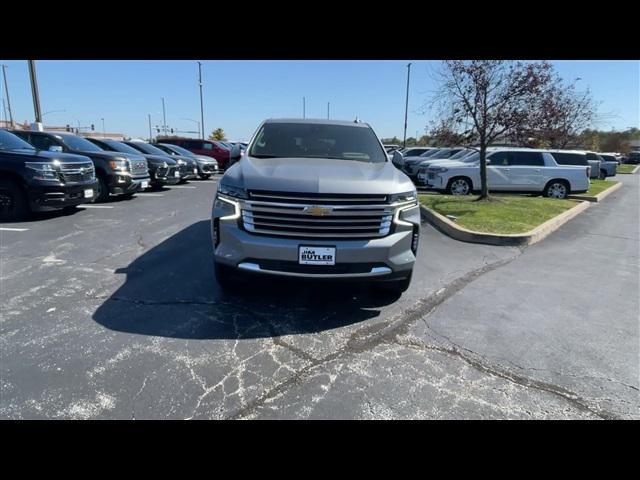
30, 134, 57, 151
509, 152, 544, 166
202, 143, 213, 150
488, 152, 509, 166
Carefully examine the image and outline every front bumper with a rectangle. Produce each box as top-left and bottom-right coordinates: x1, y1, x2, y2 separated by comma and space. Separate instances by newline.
108, 174, 151, 195
212, 209, 420, 280
197, 162, 218, 175
26, 180, 99, 211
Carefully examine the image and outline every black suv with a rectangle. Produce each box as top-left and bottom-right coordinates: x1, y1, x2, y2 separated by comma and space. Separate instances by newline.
12, 130, 150, 202
123, 141, 198, 183
86, 138, 181, 188
0, 129, 98, 220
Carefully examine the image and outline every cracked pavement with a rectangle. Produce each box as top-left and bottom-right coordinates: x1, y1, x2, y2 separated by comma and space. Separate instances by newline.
1, 174, 638, 419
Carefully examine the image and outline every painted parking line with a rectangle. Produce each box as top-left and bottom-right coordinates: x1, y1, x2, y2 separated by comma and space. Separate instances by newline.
169, 186, 197, 189
0, 227, 29, 232
137, 193, 164, 197
81, 205, 115, 209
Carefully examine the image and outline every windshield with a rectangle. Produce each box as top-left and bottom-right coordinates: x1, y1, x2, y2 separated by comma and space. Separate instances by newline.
161, 144, 194, 156
127, 142, 168, 156
104, 140, 145, 155
448, 149, 474, 160
248, 122, 387, 163
60, 134, 104, 152
420, 149, 444, 158
0, 130, 36, 151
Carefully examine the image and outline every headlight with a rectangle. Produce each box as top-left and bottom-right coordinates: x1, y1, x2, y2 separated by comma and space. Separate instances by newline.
25, 161, 59, 181
430, 167, 448, 173
109, 158, 129, 172
388, 190, 417, 205
177, 159, 186, 166
217, 183, 248, 199
213, 195, 240, 220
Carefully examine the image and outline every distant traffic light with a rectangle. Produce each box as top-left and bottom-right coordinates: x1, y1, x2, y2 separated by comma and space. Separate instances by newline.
66, 124, 71, 132
91, 124, 95, 131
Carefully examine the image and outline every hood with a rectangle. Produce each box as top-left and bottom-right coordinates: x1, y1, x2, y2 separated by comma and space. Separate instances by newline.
1, 149, 93, 163
69, 149, 135, 162
194, 155, 217, 163
418, 157, 464, 168
222, 156, 414, 195
426, 160, 475, 169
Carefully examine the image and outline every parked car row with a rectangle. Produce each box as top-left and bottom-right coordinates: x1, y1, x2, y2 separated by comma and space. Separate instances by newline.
411, 147, 603, 199
0, 128, 239, 221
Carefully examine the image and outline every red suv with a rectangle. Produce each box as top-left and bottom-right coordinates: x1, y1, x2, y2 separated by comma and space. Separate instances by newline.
160, 138, 231, 168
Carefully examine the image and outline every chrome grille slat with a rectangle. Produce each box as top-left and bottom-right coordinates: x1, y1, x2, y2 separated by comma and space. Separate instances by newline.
59, 162, 95, 183
246, 213, 384, 224
243, 220, 384, 231
242, 190, 393, 239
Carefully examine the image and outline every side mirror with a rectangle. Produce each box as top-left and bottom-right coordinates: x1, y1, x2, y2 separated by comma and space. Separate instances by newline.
48, 145, 63, 152
227, 144, 242, 167
392, 150, 404, 167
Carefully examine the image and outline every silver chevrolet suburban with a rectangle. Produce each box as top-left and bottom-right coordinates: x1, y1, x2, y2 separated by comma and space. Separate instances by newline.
211, 119, 421, 294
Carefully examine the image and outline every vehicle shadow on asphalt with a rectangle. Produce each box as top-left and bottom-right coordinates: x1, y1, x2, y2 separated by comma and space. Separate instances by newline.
92, 220, 400, 339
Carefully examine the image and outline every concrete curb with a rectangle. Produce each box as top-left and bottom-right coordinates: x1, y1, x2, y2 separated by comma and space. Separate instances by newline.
568, 181, 622, 203
420, 200, 591, 247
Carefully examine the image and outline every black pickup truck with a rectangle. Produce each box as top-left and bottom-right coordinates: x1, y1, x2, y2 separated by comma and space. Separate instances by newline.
0, 129, 98, 220
11, 130, 150, 202
86, 138, 181, 188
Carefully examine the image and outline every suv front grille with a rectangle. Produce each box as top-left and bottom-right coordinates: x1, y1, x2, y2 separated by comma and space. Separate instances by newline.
130, 159, 149, 176
241, 191, 393, 239
59, 161, 95, 183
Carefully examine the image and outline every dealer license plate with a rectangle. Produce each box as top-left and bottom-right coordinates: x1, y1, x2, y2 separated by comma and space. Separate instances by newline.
298, 246, 336, 265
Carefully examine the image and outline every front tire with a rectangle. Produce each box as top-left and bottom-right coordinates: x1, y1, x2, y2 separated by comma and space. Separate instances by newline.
199, 174, 211, 180
447, 177, 472, 196
0, 180, 30, 221
94, 175, 110, 203
544, 180, 569, 199
598, 169, 607, 180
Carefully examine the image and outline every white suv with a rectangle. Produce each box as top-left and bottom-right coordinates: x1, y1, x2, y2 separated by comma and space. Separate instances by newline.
419, 148, 590, 199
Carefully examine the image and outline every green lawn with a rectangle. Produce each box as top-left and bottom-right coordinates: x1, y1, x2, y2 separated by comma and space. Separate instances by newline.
618, 164, 638, 174
577, 179, 618, 196
420, 194, 577, 234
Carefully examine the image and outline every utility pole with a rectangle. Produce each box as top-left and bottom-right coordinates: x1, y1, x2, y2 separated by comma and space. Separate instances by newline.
197, 61, 205, 140
327, 102, 330, 119
101, 118, 105, 137
2, 64, 14, 127
161, 97, 167, 136
303, 97, 306, 119
403, 62, 412, 149
148, 114, 152, 142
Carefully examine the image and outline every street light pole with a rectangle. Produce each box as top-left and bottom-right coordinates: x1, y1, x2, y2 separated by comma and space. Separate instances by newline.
28, 60, 43, 127
1, 64, 14, 127
148, 114, 152, 142
403, 62, 412, 149
161, 97, 167, 136
101, 118, 105, 137
327, 102, 330, 119
197, 61, 205, 140
303, 97, 306, 119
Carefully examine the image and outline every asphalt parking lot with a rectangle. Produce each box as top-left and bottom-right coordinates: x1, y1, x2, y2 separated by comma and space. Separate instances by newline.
1, 174, 638, 419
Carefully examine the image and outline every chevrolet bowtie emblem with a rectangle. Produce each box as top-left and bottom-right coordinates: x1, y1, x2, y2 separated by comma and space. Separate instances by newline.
304, 206, 333, 216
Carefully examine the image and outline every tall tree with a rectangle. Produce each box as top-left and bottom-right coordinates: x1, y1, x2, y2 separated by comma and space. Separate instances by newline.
209, 128, 226, 141
526, 73, 597, 148
430, 60, 554, 200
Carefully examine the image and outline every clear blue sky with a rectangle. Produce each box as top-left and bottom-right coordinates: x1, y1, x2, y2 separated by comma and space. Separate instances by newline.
1, 60, 638, 141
